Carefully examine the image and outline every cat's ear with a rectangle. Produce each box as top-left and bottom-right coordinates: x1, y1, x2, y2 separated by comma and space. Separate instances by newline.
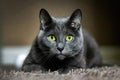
69, 9, 82, 29
39, 9, 52, 30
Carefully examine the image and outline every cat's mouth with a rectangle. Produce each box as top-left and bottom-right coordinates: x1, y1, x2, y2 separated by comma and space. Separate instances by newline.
57, 54, 66, 60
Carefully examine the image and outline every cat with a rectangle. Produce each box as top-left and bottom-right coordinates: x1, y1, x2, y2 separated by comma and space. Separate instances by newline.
21, 9, 102, 73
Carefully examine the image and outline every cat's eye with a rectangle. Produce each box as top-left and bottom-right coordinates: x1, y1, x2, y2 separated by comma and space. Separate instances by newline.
47, 35, 56, 42
66, 35, 74, 42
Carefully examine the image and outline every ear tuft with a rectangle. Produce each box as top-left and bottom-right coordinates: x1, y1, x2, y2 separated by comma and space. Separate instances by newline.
69, 9, 82, 29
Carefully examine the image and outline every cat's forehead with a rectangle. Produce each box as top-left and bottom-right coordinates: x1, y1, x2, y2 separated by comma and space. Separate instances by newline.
44, 17, 77, 35
52, 17, 69, 24
50, 17, 70, 31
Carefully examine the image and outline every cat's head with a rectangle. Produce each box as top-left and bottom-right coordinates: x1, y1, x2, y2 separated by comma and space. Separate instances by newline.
37, 9, 84, 60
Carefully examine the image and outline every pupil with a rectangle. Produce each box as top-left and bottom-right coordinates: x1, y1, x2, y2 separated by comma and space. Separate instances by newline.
51, 36, 53, 39
68, 37, 71, 39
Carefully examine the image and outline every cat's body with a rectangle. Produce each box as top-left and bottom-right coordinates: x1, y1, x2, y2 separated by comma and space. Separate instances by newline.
22, 9, 102, 73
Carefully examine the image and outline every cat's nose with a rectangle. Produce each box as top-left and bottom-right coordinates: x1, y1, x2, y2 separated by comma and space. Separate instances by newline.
57, 47, 64, 52
57, 43, 64, 52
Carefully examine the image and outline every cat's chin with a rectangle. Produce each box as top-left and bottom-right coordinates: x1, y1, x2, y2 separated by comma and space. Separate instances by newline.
57, 54, 66, 60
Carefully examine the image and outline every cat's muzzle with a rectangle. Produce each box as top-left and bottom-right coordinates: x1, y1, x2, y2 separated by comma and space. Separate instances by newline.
57, 54, 66, 60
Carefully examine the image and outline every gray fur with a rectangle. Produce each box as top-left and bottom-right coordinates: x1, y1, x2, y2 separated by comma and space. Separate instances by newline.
22, 9, 102, 73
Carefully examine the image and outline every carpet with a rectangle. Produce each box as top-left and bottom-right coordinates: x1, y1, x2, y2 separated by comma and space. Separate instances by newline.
0, 66, 120, 80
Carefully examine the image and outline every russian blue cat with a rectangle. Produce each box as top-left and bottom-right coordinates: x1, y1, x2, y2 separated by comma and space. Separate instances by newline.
22, 9, 102, 73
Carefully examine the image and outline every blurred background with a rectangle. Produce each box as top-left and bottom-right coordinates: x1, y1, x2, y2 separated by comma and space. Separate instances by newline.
0, 0, 120, 70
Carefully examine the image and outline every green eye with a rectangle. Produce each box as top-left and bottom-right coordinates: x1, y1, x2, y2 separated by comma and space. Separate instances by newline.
66, 35, 73, 42
47, 35, 56, 42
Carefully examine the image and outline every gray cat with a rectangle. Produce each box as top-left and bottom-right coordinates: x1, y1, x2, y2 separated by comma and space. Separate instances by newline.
21, 9, 102, 73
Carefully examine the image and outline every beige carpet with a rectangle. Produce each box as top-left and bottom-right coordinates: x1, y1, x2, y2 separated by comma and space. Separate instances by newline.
0, 66, 120, 80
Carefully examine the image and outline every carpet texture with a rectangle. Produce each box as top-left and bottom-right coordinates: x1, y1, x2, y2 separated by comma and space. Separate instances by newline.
0, 66, 120, 80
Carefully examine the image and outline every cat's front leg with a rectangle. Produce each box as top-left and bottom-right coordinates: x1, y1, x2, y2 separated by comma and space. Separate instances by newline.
21, 64, 45, 72
57, 66, 79, 74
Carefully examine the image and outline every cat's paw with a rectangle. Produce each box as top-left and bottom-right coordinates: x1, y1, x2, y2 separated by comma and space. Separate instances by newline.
22, 64, 43, 72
